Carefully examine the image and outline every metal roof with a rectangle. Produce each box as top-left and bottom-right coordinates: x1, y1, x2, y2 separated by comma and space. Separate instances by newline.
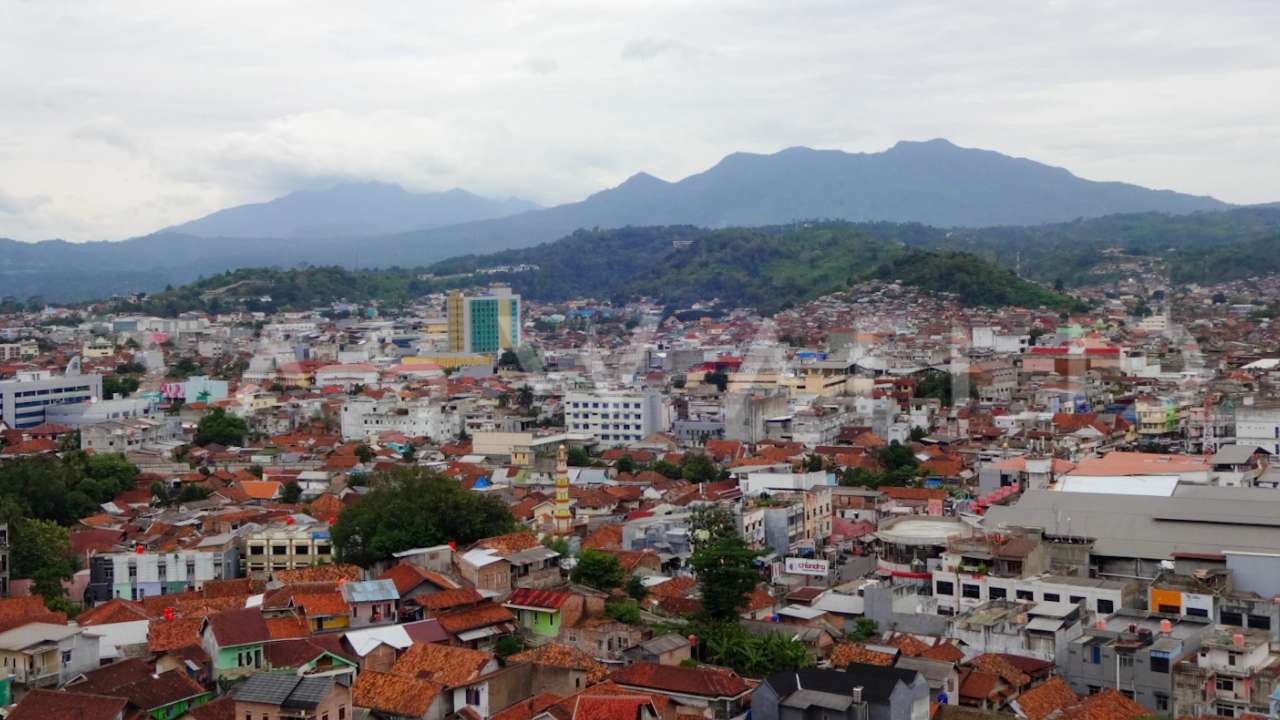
341, 579, 399, 603
233, 673, 335, 709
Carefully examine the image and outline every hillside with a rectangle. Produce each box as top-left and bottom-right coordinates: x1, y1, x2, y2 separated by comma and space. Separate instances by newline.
126, 223, 1080, 316
1, 139, 1236, 301
163, 182, 538, 239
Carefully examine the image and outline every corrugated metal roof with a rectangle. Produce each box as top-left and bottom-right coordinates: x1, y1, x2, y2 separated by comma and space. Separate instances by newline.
341, 579, 399, 603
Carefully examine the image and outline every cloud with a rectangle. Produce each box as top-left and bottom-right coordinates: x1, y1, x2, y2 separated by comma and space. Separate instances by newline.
523, 56, 560, 75
620, 37, 695, 62
0, 0, 1277, 241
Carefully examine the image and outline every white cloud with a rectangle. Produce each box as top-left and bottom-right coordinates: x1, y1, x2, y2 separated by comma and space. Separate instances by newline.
0, 0, 1277, 241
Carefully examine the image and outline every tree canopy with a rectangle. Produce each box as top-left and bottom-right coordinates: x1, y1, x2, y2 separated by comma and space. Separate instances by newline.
332, 468, 516, 567
194, 407, 248, 446
571, 549, 624, 590
691, 533, 762, 621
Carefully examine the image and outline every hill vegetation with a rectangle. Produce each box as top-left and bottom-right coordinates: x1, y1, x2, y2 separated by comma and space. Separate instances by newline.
126, 222, 1081, 315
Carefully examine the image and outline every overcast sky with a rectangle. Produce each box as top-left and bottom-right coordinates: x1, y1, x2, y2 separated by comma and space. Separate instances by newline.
2, 0, 1278, 242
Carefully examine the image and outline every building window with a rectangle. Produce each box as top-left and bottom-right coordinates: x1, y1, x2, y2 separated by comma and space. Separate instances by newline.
935, 581, 954, 596
1216, 677, 1234, 691
1221, 610, 1244, 626
1150, 654, 1169, 673
989, 587, 1007, 600
962, 584, 981, 599
1119, 655, 1133, 668
1186, 607, 1208, 618
1154, 693, 1168, 712
1069, 595, 1085, 605
1097, 599, 1114, 614
1248, 614, 1272, 630
1016, 589, 1034, 601
1089, 645, 1101, 664
1042, 593, 1060, 602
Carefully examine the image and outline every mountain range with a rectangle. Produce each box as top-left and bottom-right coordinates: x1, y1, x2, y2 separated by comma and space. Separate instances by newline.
0, 138, 1238, 302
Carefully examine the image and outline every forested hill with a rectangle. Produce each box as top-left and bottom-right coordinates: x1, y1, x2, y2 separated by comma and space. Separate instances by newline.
124, 222, 1080, 316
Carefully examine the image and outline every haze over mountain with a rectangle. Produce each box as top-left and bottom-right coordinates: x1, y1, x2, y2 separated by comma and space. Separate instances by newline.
163, 182, 539, 239
0, 139, 1241, 302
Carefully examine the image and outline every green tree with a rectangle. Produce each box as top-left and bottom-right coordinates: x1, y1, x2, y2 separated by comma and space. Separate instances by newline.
332, 468, 516, 567
282, 480, 302, 504
909, 426, 929, 442
693, 621, 811, 676
689, 505, 738, 550
494, 634, 526, 659
680, 453, 718, 484
691, 535, 761, 621
567, 446, 592, 467
170, 356, 200, 379
625, 574, 648, 601
355, 444, 375, 463
10, 517, 77, 607
704, 371, 729, 392
194, 408, 248, 446
570, 549, 624, 590
543, 535, 571, 556
402, 444, 416, 463
615, 455, 636, 474
802, 454, 824, 472
176, 484, 212, 503
651, 459, 681, 478
605, 599, 641, 624
846, 617, 879, 642
497, 350, 523, 371
102, 375, 140, 398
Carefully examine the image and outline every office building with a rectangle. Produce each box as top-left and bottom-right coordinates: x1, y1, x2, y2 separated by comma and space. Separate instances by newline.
0, 369, 102, 429
564, 389, 670, 445
447, 286, 521, 354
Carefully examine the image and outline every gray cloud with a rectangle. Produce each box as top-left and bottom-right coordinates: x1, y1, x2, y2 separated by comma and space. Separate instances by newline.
0, 0, 1277, 241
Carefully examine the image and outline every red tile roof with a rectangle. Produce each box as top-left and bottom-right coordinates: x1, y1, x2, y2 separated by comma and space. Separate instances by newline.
610, 662, 750, 698
391, 642, 494, 686
437, 603, 515, 634
1015, 677, 1079, 720
76, 598, 148, 626
6, 689, 127, 720
148, 617, 204, 652
506, 587, 573, 610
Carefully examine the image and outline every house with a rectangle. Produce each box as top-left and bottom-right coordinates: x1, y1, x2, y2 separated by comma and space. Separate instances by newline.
379, 563, 462, 606
622, 633, 693, 666
436, 603, 517, 649
503, 588, 583, 638
508, 643, 610, 696
233, 672, 352, 720
202, 608, 271, 679
341, 618, 449, 672
389, 642, 499, 687
341, 579, 400, 629
294, 590, 353, 633
0, 622, 101, 687
353, 669, 447, 720
610, 662, 753, 719
89, 666, 213, 719
753, 664, 930, 720
6, 688, 127, 720
265, 636, 360, 677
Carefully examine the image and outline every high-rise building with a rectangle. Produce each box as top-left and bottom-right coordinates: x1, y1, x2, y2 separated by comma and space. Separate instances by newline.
0, 368, 102, 429
447, 286, 521, 354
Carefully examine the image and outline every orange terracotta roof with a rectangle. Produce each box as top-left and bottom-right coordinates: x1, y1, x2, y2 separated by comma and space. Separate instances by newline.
274, 564, 361, 584
294, 592, 351, 618
475, 531, 542, 555
970, 653, 1032, 687
1015, 677, 1079, 720
391, 642, 494, 687
76, 598, 148, 626
437, 603, 515, 634
353, 670, 443, 718
266, 614, 312, 640
147, 617, 204, 653
509, 643, 609, 683
1056, 688, 1148, 720
417, 587, 484, 611
831, 642, 896, 668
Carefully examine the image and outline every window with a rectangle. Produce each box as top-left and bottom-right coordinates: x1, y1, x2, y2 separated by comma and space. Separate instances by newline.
1186, 607, 1208, 618
249, 545, 265, 556
1248, 614, 1272, 630
1216, 677, 1234, 691
934, 581, 954, 596
1216, 705, 1236, 718
1150, 653, 1170, 673
988, 587, 1007, 600
339, 708, 345, 720
1155, 693, 1168, 712
1119, 655, 1134, 668
1097, 599, 1114, 614
1120, 689, 1134, 699
1016, 590, 1034, 601
1228, 652, 1237, 667
1221, 610, 1244, 626
962, 584, 981, 599
1069, 595, 1086, 605
61, 650, 71, 665
1089, 645, 1101, 664
1042, 593, 1060, 602
466, 687, 482, 705
1087, 686, 1101, 695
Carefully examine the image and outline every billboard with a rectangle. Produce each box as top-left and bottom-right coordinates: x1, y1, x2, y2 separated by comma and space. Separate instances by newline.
784, 557, 830, 577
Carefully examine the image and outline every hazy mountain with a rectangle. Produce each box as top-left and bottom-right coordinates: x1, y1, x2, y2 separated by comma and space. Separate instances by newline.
347, 138, 1230, 264
0, 139, 1243, 301
164, 182, 539, 238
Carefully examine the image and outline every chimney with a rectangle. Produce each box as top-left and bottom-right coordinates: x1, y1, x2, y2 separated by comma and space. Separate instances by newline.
852, 686, 864, 704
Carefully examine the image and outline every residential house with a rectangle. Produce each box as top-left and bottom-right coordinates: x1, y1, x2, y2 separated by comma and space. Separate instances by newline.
610, 662, 753, 720
752, 664, 930, 720
5, 689, 126, 720
503, 588, 583, 639
201, 608, 271, 680
0, 622, 101, 688
353, 669, 447, 720
341, 579, 400, 629
233, 672, 352, 720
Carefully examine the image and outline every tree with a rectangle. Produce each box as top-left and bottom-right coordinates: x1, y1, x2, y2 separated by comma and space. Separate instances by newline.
9, 517, 77, 607
909, 426, 929, 442
194, 408, 248, 446
625, 574, 648, 602
615, 455, 636, 474
802, 454, 824, 472
332, 468, 516, 567
282, 481, 302, 504
692, 620, 811, 676
691, 535, 761, 621
102, 376, 140, 398
355, 444, 375, 463
515, 386, 534, 410
176, 484, 212, 503
651, 459, 681, 479
605, 599, 641, 624
570, 549, 624, 590
846, 617, 879, 642
497, 350, 523, 371
402, 444, 416, 463
689, 505, 738, 550
494, 634, 526, 659
680, 453, 718, 484
170, 356, 200, 379
542, 535, 571, 556
704, 371, 729, 392
566, 446, 592, 467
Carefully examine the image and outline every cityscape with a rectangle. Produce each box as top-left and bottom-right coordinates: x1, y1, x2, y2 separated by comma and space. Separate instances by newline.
2, 3, 1280, 720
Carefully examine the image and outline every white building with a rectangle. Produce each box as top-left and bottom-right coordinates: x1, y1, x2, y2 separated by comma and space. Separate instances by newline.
564, 390, 671, 445
0, 369, 102, 429
1234, 403, 1280, 455
340, 396, 463, 442
314, 363, 380, 390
